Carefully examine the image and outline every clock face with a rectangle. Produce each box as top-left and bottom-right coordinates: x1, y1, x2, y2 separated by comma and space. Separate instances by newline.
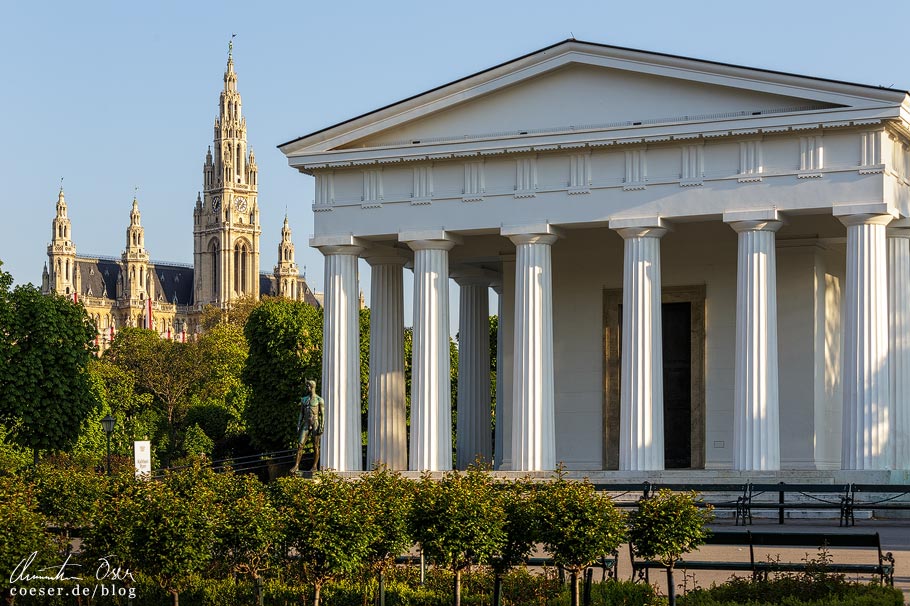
211, 196, 221, 212
235, 197, 248, 212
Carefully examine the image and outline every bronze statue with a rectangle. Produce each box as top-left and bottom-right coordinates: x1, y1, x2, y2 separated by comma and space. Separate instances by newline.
290, 379, 324, 473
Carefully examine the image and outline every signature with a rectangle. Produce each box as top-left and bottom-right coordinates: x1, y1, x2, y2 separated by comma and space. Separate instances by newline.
9, 553, 135, 584
10, 552, 82, 583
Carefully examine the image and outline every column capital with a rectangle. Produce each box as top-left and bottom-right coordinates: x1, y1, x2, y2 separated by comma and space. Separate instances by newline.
724, 209, 784, 233
310, 233, 367, 251
451, 267, 496, 287
728, 220, 783, 234
399, 229, 462, 251
888, 217, 910, 238
362, 245, 411, 266
502, 223, 562, 247
318, 244, 365, 256
837, 213, 894, 228
610, 216, 667, 240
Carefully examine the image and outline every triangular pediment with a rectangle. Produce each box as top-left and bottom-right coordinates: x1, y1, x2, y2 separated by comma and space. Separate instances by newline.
339, 63, 841, 149
280, 40, 908, 156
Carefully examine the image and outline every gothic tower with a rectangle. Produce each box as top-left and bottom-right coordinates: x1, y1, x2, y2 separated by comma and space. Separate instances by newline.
194, 42, 261, 307
274, 215, 300, 299
46, 187, 78, 295
122, 197, 151, 302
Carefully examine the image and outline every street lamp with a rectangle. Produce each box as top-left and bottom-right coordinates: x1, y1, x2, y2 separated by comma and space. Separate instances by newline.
101, 414, 116, 475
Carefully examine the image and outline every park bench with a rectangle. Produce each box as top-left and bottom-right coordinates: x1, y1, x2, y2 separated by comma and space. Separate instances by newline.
594, 481, 748, 520
843, 484, 910, 525
736, 483, 851, 526
630, 530, 894, 586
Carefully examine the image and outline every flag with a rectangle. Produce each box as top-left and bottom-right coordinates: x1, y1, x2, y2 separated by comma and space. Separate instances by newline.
73, 292, 78, 304
167, 327, 171, 340
181, 329, 186, 343
147, 298, 153, 330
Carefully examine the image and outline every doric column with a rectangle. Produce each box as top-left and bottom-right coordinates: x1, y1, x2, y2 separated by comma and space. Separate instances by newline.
365, 252, 408, 470
837, 211, 893, 470
401, 230, 461, 471
454, 274, 492, 469
888, 220, 910, 469
503, 224, 560, 471
725, 211, 782, 471
498, 256, 516, 470
491, 281, 505, 469
611, 218, 666, 471
313, 237, 364, 471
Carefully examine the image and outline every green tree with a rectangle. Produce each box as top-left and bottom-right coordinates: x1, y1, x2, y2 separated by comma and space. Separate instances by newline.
80, 473, 144, 593
536, 473, 627, 606
491, 479, 539, 605
212, 471, 280, 585
0, 268, 97, 459
132, 465, 221, 606
0, 475, 55, 605
357, 466, 414, 574
105, 327, 207, 465
29, 460, 105, 546
410, 468, 506, 606
243, 298, 322, 452
629, 489, 713, 606
83, 357, 158, 467
275, 473, 374, 606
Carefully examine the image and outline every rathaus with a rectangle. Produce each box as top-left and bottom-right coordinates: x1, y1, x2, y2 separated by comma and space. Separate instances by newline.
42, 47, 319, 343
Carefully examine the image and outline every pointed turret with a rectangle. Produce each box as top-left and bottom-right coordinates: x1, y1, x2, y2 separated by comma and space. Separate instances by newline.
46, 186, 78, 295
122, 196, 150, 301
274, 215, 300, 299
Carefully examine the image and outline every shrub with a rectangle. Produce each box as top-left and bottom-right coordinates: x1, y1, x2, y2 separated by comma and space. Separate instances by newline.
535, 472, 627, 606
629, 489, 713, 606
275, 472, 374, 606
409, 468, 506, 606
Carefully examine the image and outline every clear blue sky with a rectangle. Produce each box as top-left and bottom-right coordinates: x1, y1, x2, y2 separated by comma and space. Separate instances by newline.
1, 0, 907, 326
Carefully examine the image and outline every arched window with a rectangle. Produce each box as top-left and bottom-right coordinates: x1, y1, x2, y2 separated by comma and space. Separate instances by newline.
208, 239, 219, 296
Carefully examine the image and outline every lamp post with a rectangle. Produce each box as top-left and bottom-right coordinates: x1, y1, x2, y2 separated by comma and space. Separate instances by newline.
101, 414, 116, 475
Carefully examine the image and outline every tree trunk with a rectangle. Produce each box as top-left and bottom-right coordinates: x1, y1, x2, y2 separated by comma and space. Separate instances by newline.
171, 589, 179, 606
314, 582, 322, 606
493, 572, 502, 606
570, 570, 580, 606
666, 566, 676, 606
453, 568, 461, 606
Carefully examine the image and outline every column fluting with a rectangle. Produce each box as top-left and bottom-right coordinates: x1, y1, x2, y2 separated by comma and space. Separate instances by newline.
729, 219, 782, 470
455, 277, 492, 469
407, 239, 455, 471
616, 226, 666, 471
319, 244, 363, 471
888, 225, 910, 469
509, 233, 558, 471
366, 257, 407, 470
840, 213, 893, 470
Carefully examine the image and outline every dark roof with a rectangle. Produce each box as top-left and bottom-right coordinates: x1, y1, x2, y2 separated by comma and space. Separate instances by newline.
76, 259, 120, 299
151, 264, 195, 305
278, 38, 905, 150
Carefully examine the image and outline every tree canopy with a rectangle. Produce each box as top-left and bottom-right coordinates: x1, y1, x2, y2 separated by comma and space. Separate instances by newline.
243, 298, 323, 452
0, 263, 98, 456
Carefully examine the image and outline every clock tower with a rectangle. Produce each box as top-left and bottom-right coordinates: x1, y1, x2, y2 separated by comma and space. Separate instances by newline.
193, 41, 261, 307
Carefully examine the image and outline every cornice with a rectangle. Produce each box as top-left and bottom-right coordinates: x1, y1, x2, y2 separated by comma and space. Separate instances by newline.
292, 108, 896, 173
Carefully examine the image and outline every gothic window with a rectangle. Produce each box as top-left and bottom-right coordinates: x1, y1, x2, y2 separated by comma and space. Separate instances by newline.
208, 239, 219, 295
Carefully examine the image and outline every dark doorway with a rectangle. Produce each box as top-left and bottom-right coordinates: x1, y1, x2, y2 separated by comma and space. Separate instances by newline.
603, 286, 705, 470
662, 302, 692, 468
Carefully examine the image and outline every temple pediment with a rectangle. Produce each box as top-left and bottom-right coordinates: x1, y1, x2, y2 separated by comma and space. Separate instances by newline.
280, 40, 907, 158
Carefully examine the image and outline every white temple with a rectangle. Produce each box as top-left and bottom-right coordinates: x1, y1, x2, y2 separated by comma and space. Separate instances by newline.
280, 40, 910, 478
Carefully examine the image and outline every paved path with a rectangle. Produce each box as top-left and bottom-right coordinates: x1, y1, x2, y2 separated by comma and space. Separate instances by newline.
613, 519, 910, 601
